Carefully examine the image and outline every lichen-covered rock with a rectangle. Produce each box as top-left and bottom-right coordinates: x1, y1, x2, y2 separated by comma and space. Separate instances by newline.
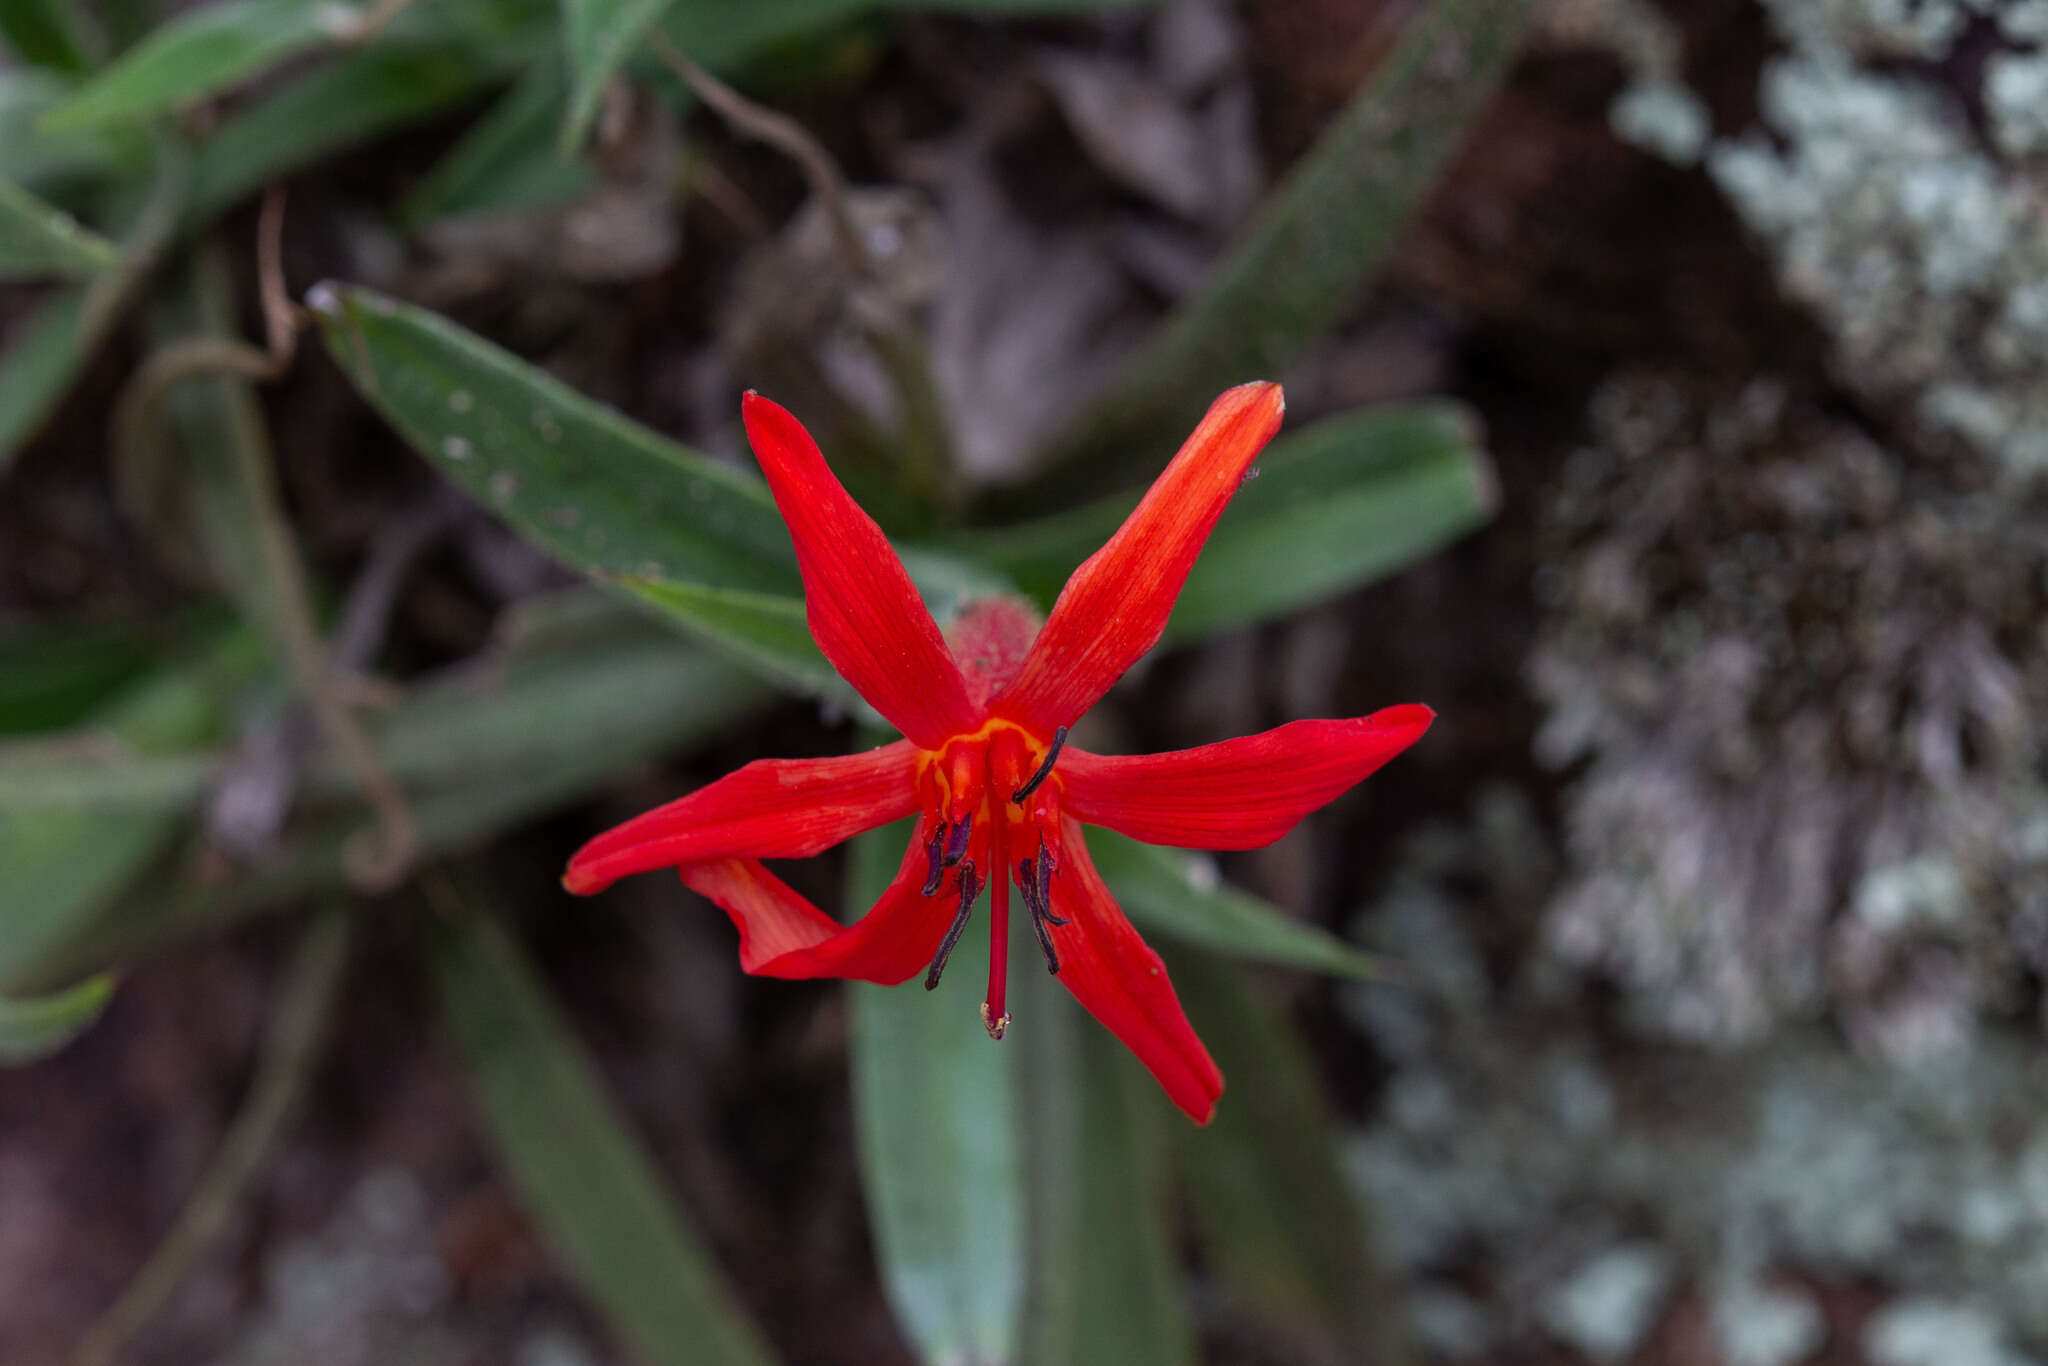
1530, 374, 2048, 1053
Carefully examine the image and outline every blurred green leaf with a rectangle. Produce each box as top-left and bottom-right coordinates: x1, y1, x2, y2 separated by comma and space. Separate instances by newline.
0, 973, 114, 1064
0, 175, 119, 278
37, 0, 339, 131
0, 0, 95, 74
4, 603, 767, 989
1088, 828, 1391, 978
186, 15, 550, 224
1170, 950, 1414, 1360
1032, 0, 1530, 492
849, 817, 1023, 1366
560, 0, 680, 154
0, 618, 165, 735
1, 68, 140, 188
0, 627, 262, 989
959, 402, 1495, 643
0, 287, 86, 465
397, 61, 596, 228
431, 905, 778, 1366
1014, 955, 1194, 1366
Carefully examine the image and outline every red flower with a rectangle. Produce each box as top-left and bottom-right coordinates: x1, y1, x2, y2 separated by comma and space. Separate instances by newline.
563, 384, 1432, 1123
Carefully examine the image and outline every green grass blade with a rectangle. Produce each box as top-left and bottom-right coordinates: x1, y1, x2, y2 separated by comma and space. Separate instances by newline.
957, 402, 1496, 643
559, 0, 681, 154
37, 0, 336, 131
1169, 950, 1415, 1359
1088, 828, 1393, 979
0, 176, 119, 277
0, 974, 115, 1064
848, 817, 1024, 1366
430, 906, 778, 1366
0, 287, 87, 465
397, 61, 595, 228
1032, 0, 1531, 490
1014, 955, 1194, 1366
0, 0, 95, 74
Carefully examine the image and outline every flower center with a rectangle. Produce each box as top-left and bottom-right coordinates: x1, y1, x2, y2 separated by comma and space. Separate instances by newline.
914, 719, 1072, 1038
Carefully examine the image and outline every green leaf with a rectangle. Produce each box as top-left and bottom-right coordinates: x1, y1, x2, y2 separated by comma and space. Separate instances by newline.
1014, 954, 1194, 1366
430, 905, 778, 1366
37, 0, 340, 132
0, 287, 87, 464
0, 0, 95, 74
0, 175, 119, 278
849, 817, 1024, 1366
559, 0, 680, 154
307, 282, 1001, 698
1, 68, 142, 188
959, 402, 1496, 643
1088, 829, 1391, 979
1032, 0, 1531, 492
1169, 951, 1414, 1359
0, 628, 262, 989
2, 604, 766, 989
0, 974, 114, 1064
186, 31, 545, 224
397, 61, 596, 228
0, 617, 165, 735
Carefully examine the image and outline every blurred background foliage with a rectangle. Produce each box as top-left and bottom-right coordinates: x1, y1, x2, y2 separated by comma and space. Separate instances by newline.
3, 0, 2045, 1364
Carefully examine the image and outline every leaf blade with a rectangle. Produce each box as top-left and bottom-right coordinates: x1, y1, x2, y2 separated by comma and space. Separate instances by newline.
0, 974, 115, 1064
430, 906, 778, 1366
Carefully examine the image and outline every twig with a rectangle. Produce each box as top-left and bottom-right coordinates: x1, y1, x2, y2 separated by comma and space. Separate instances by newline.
68, 910, 353, 1366
643, 26, 868, 277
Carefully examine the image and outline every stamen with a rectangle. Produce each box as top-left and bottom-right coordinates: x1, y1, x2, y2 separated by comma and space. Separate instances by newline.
1028, 896, 1060, 975
1011, 726, 1068, 804
942, 811, 974, 868
920, 822, 948, 896
1016, 851, 1065, 974
923, 859, 980, 990
1035, 840, 1066, 925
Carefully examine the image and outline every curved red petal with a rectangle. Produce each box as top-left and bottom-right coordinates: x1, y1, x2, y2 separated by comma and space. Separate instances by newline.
563, 742, 919, 895
683, 819, 976, 985
742, 393, 981, 748
1049, 819, 1223, 1124
1060, 705, 1433, 850
992, 383, 1284, 735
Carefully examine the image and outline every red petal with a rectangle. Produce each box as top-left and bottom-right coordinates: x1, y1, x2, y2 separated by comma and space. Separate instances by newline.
1050, 818, 1223, 1124
1061, 706, 1433, 849
742, 393, 981, 748
682, 820, 969, 984
563, 742, 919, 895
992, 383, 1284, 735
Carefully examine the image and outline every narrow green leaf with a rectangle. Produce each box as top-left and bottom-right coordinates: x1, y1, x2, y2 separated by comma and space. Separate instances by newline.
306, 282, 1000, 697
0, 629, 262, 989
0, 0, 95, 74
0, 617, 166, 734
0, 287, 86, 464
0, 175, 119, 277
1, 68, 142, 188
1089, 828, 1391, 979
397, 61, 596, 228
186, 37, 541, 223
1014, 955, 1194, 1366
4, 609, 766, 989
37, 0, 338, 131
960, 402, 1496, 643
1032, 0, 1531, 490
0, 974, 114, 1064
559, 0, 680, 154
431, 907, 778, 1366
849, 817, 1023, 1366
1168, 951, 1415, 1358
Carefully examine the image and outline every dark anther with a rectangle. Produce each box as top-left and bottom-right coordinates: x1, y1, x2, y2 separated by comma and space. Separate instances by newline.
1016, 852, 1065, 974
924, 859, 980, 990
1035, 841, 1066, 925
942, 811, 974, 868
921, 822, 948, 896
1011, 726, 1068, 804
